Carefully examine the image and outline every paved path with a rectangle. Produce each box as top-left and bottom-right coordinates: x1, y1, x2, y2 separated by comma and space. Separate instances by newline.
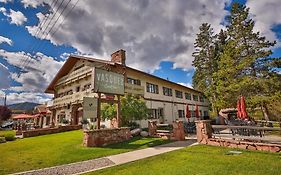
12, 139, 197, 175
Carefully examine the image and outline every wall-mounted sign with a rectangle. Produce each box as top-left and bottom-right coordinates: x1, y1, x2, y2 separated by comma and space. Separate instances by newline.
83, 97, 98, 118
125, 83, 145, 96
92, 68, 125, 95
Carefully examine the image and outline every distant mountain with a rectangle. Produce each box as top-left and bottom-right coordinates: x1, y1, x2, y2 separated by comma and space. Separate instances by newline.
7, 102, 41, 111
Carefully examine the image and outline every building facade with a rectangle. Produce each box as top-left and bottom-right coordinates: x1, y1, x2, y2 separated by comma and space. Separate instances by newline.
45, 50, 209, 128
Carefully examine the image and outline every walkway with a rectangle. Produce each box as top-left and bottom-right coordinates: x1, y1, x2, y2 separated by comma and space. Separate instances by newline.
12, 139, 197, 175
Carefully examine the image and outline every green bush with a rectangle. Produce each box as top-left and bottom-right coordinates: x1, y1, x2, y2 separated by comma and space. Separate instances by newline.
0, 137, 6, 143
4, 133, 16, 141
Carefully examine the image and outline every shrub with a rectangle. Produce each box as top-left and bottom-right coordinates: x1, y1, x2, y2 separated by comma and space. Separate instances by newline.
0, 137, 6, 143
5, 133, 16, 141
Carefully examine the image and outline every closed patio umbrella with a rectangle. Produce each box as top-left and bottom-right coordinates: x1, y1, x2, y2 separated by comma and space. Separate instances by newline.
237, 98, 242, 119
185, 104, 191, 122
240, 96, 248, 119
195, 104, 200, 119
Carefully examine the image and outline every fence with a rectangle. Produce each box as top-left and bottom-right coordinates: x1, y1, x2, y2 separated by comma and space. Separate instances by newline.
195, 120, 281, 153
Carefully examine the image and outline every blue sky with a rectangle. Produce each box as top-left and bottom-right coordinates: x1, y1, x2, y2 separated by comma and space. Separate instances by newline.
0, 0, 280, 104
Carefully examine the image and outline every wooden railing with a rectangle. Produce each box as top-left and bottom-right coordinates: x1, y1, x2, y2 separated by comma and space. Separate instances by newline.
211, 125, 281, 143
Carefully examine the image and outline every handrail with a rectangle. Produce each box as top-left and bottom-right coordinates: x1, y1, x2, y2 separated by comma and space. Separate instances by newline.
212, 125, 281, 131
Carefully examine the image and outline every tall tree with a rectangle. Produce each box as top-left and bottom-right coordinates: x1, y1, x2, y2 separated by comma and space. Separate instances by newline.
192, 23, 225, 115
0, 106, 12, 124
215, 3, 281, 119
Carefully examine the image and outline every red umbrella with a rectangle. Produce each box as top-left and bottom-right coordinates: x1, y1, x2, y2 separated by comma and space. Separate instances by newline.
195, 104, 200, 119
185, 104, 191, 122
240, 96, 248, 119
237, 98, 242, 119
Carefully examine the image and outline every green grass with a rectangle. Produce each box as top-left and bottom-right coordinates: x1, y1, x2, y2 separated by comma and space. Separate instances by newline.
86, 145, 281, 175
0, 130, 171, 174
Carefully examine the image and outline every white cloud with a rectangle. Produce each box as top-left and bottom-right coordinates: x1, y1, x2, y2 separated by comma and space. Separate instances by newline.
0, 8, 27, 26
0, 35, 12, 45
0, 63, 10, 89
0, 0, 12, 3
178, 82, 193, 89
246, 0, 281, 44
27, 0, 230, 72
0, 49, 64, 93
21, 0, 45, 8
1, 90, 53, 105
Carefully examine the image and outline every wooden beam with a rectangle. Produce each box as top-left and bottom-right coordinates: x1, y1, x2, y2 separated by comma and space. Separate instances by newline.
117, 95, 121, 128
97, 92, 101, 129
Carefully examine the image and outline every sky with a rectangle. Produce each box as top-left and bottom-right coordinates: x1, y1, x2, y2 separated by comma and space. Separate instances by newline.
0, 0, 281, 105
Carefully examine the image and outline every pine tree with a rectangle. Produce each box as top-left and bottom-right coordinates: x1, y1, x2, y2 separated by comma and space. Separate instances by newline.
192, 23, 219, 115
217, 3, 281, 119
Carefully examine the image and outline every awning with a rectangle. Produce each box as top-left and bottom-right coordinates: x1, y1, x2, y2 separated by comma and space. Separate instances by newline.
13, 114, 38, 119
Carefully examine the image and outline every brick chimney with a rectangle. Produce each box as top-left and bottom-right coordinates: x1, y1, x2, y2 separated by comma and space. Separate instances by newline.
111, 49, 126, 65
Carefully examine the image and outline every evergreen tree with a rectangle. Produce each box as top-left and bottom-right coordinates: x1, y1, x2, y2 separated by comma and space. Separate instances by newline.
192, 23, 226, 115
215, 3, 281, 119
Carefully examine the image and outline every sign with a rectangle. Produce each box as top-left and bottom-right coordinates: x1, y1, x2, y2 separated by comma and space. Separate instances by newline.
83, 97, 98, 118
92, 68, 125, 95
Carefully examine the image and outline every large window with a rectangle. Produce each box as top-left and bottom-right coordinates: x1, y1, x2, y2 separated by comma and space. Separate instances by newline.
185, 93, 191, 100
148, 109, 159, 119
146, 83, 159, 94
193, 94, 199, 101
163, 87, 172, 96
175, 90, 183, 98
127, 77, 141, 85
199, 96, 204, 102
178, 110, 185, 118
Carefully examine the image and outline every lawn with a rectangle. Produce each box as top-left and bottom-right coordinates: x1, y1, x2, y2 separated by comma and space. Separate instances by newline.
0, 130, 171, 174
86, 145, 281, 175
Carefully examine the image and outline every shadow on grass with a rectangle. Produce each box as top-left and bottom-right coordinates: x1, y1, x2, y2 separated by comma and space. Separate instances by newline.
104, 136, 172, 150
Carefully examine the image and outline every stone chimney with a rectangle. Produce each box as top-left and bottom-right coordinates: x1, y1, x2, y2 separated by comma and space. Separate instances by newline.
111, 49, 126, 65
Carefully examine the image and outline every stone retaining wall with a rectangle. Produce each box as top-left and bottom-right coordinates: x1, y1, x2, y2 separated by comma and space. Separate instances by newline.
195, 120, 281, 153
83, 127, 131, 147
22, 125, 82, 138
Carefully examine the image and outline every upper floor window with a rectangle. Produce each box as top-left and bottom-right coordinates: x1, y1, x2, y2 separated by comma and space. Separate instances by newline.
185, 93, 191, 100
193, 95, 199, 101
199, 96, 204, 102
127, 77, 141, 85
146, 82, 159, 94
83, 84, 91, 91
76, 86, 80, 92
175, 90, 183, 98
163, 87, 172, 96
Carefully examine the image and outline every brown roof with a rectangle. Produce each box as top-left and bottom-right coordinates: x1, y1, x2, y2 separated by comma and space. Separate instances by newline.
45, 55, 202, 94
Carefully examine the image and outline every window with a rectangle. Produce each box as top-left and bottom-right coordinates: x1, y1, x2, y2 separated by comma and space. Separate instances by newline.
163, 87, 172, 96
199, 96, 204, 102
83, 84, 91, 91
185, 93, 191, 100
175, 90, 183, 98
178, 110, 185, 118
146, 83, 159, 94
148, 109, 159, 119
193, 95, 199, 101
204, 111, 209, 117
76, 86, 80, 92
66, 90, 73, 95
127, 77, 141, 85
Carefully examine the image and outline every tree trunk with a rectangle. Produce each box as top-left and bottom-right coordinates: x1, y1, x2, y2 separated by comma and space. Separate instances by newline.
261, 104, 270, 121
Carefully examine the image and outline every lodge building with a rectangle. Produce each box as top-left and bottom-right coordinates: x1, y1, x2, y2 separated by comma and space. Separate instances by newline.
45, 49, 209, 128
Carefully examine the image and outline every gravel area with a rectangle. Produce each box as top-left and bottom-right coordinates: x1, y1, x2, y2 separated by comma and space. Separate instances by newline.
14, 158, 115, 175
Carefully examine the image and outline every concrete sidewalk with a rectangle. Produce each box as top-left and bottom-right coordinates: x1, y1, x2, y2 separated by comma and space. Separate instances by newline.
12, 139, 197, 175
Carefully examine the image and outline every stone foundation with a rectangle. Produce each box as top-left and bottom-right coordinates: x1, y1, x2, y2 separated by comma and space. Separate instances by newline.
195, 120, 281, 153
83, 127, 131, 147
22, 125, 82, 138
